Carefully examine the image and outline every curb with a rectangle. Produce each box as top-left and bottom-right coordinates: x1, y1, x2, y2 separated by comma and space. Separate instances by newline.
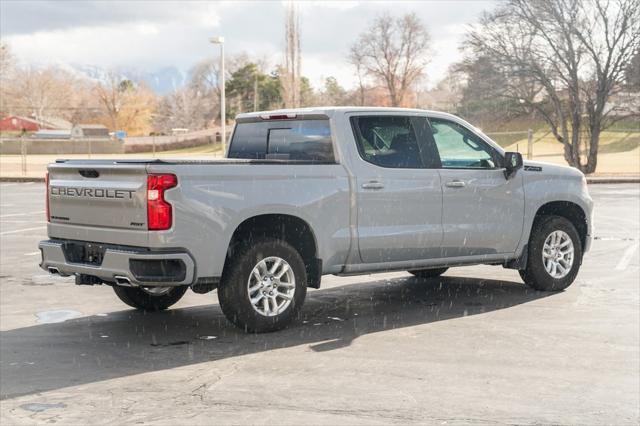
1, 177, 45, 183
586, 177, 640, 184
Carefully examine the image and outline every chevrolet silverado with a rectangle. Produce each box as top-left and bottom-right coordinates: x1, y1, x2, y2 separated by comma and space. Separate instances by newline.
39, 107, 593, 332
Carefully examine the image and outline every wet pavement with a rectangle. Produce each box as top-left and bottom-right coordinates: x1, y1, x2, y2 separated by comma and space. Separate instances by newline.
1, 182, 638, 424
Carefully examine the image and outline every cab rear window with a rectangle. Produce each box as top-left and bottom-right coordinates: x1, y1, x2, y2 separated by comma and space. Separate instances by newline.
228, 119, 335, 162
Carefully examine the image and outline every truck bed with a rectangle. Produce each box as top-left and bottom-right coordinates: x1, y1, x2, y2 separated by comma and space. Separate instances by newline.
46, 159, 352, 281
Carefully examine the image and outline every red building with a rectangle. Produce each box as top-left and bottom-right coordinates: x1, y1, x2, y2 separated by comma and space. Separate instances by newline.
0, 115, 42, 132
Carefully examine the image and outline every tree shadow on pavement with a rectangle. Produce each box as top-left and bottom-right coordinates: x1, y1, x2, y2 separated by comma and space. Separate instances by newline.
0, 275, 555, 399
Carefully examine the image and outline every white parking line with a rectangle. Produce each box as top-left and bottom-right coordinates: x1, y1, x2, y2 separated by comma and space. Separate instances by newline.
615, 243, 639, 271
0, 226, 47, 236
0, 211, 45, 218
24, 251, 41, 256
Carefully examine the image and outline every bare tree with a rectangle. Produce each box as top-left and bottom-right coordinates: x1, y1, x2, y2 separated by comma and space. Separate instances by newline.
67, 78, 103, 125
281, 1, 302, 108
155, 85, 215, 133
188, 58, 221, 127
350, 13, 431, 107
0, 42, 16, 114
187, 54, 253, 127
8, 66, 75, 125
189, 59, 219, 96
1, 52, 103, 125
348, 46, 368, 106
94, 72, 127, 130
94, 72, 157, 134
626, 49, 640, 90
189, 53, 253, 96
467, 0, 640, 173
0, 42, 14, 79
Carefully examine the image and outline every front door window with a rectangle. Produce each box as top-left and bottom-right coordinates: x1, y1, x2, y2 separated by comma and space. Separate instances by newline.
429, 118, 498, 169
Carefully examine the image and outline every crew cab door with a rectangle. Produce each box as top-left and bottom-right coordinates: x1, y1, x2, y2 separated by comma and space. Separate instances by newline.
427, 117, 525, 257
348, 114, 443, 263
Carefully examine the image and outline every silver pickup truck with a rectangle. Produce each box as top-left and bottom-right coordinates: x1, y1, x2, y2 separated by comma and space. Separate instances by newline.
40, 107, 593, 332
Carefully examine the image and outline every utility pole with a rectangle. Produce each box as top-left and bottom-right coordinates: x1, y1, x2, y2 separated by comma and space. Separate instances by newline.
283, 2, 301, 108
209, 36, 226, 154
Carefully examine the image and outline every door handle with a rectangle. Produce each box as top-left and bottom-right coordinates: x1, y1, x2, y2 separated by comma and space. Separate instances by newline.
445, 180, 466, 188
362, 181, 385, 190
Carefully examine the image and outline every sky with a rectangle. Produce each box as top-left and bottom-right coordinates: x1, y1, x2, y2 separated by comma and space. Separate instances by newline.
0, 0, 497, 91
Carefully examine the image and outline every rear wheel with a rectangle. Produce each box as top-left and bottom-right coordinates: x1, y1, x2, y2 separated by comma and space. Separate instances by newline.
520, 215, 582, 291
218, 238, 307, 333
409, 267, 449, 279
113, 285, 188, 311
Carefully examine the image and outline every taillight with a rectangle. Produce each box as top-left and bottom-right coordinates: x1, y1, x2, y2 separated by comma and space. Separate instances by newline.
45, 172, 50, 222
147, 174, 177, 231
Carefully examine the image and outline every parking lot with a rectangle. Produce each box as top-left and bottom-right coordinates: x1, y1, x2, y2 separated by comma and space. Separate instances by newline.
0, 182, 638, 424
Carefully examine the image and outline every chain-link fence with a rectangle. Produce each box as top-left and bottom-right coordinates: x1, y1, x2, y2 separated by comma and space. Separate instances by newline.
0, 129, 226, 178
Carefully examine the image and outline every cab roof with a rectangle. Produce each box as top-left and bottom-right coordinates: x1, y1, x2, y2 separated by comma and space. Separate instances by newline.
235, 106, 458, 120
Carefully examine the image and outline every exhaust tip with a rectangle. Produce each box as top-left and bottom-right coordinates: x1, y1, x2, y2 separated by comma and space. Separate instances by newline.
114, 275, 133, 286
48, 267, 60, 275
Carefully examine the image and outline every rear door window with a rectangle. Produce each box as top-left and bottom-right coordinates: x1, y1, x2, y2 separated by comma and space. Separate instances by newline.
228, 119, 335, 162
350, 116, 439, 169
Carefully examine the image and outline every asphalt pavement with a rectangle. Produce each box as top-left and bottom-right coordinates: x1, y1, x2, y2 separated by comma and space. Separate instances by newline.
0, 182, 638, 425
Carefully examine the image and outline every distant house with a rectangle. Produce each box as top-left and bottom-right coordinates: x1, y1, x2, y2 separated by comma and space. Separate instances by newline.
71, 124, 110, 139
0, 115, 41, 132
41, 117, 73, 130
0, 115, 73, 133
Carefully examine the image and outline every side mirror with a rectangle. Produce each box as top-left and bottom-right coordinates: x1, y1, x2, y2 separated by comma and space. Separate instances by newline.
504, 151, 523, 179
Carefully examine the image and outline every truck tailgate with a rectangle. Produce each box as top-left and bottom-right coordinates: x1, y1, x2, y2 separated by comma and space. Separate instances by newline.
48, 162, 148, 230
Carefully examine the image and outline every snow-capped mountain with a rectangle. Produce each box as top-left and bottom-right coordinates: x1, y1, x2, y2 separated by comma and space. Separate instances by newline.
67, 64, 186, 95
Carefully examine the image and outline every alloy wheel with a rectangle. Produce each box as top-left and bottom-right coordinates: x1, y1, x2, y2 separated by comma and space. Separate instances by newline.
247, 256, 295, 317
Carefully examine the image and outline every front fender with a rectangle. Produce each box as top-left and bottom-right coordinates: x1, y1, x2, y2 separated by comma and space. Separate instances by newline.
517, 164, 593, 257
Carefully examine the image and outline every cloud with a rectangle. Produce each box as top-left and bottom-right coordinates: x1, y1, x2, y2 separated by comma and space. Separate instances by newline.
303, 52, 357, 89
1, 0, 497, 90
0, 1, 222, 35
6, 22, 209, 71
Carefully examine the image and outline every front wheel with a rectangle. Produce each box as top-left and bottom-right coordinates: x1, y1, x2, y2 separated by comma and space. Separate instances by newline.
218, 239, 307, 333
520, 215, 582, 291
113, 285, 188, 311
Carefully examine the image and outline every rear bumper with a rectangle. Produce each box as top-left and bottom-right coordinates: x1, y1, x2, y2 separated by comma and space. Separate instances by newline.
39, 240, 195, 287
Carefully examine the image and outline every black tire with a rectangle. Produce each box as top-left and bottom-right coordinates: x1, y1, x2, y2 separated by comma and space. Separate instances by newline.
218, 238, 307, 333
520, 215, 583, 291
113, 285, 188, 311
409, 267, 449, 279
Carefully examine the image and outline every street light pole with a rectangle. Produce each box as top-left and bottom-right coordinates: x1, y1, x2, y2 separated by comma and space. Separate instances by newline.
209, 36, 226, 155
